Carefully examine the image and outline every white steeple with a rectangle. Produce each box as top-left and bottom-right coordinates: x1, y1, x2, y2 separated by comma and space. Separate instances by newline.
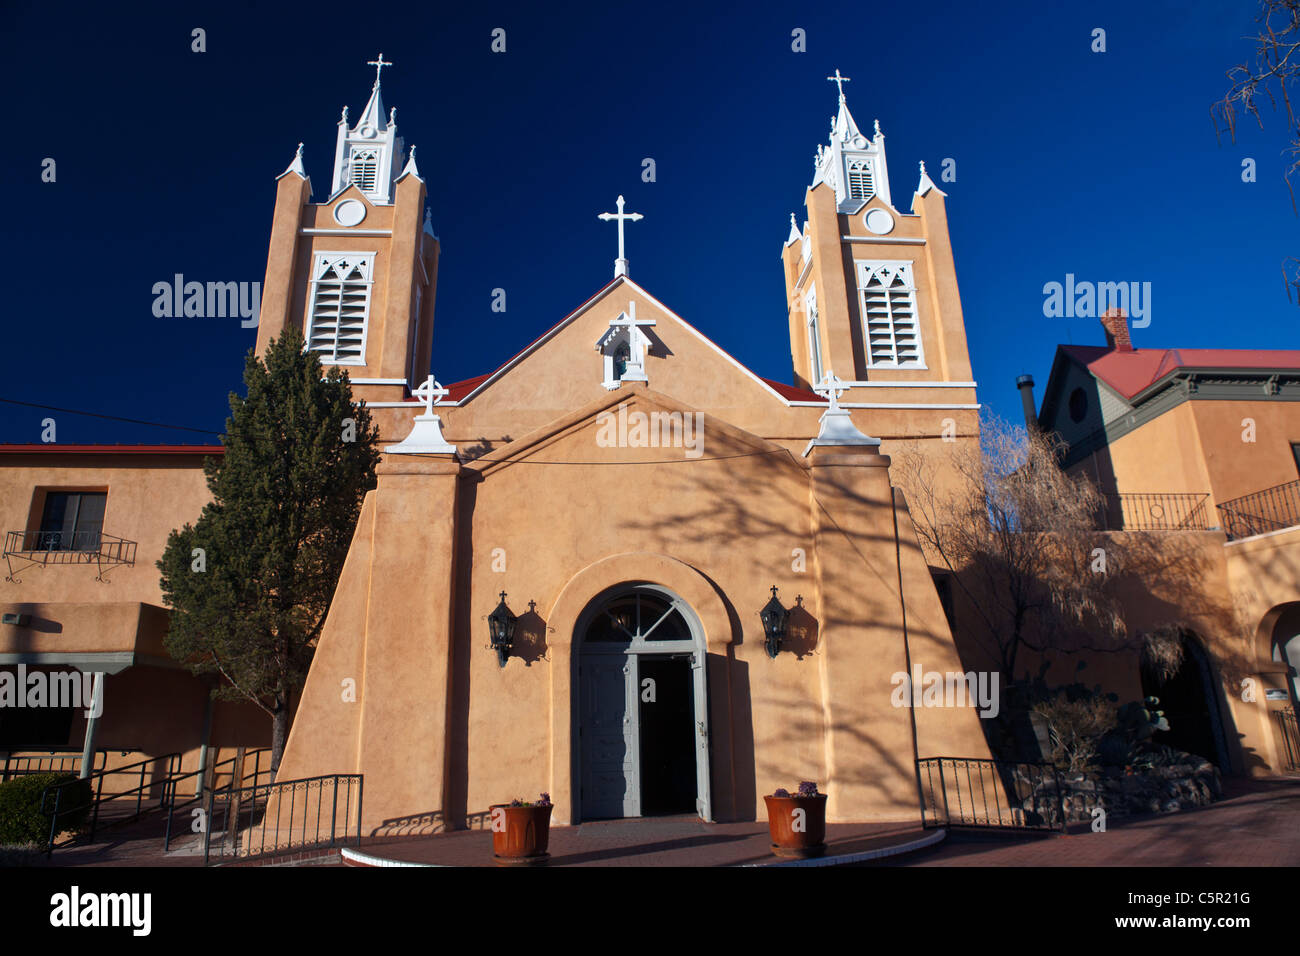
331, 54, 405, 204
811, 70, 892, 212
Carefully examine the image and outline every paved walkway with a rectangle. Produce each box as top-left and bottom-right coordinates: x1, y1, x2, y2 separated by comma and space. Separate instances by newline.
29, 775, 1299, 867
344, 816, 935, 867
888, 777, 1300, 867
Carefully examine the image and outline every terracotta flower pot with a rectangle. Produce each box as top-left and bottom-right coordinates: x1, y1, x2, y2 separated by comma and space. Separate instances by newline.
490, 804, 553, 865
764, 794, 827, 858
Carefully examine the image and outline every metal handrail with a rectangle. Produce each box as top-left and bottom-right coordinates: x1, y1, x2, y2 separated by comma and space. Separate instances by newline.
203, 773, 363, 865
918, 756, 1066, 831
1, 747, 120, 781
1096, 493, 1212, 532
1218, 479, 1300, 541
38, 752, 182, 854
1276, 708, 1300, 773
162, 748, 271, 851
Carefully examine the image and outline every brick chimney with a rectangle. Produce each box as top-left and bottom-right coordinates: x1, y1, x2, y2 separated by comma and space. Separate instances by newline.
1100, 307, 1133, 352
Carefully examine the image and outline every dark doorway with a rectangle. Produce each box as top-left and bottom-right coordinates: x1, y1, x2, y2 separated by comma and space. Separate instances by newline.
1140, 633, 1230, 769
0, 667, 77, 748
638, 656, 696, 815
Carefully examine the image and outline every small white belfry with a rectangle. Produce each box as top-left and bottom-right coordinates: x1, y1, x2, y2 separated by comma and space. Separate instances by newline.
385, 374, 457, 455
596, 300, 656, 389
803, 372, 881, 456
597, 195, 643, 278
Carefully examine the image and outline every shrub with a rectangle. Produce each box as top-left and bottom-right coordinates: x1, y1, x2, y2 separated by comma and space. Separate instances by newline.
0, 773, 92, 846
1031, 696, 1116, 772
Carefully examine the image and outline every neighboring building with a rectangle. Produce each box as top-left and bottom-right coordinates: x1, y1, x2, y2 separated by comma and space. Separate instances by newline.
1026, 308, 1300, 776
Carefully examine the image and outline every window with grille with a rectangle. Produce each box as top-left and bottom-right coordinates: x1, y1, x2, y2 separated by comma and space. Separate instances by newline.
305, 253, 374, 364
806, 287, 824, 386
846, 157, 875, 201
858, 261, 924, 368
348, 149, 379, 194
37, 492, 106, 552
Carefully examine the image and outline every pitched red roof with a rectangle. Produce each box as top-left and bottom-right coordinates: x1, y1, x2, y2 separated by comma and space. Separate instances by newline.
1061, 345, 1300, 401
761, 378, 826, 402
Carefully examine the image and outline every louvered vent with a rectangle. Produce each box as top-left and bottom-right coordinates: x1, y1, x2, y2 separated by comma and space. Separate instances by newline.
306, 254, 374, 364
846, 158, 875, 201
349, 149, 379, 194
859, 262, 923, 367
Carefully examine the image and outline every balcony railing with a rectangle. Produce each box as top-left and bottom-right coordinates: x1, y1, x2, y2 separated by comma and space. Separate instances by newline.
1095, 493, 1212, 532
1217, 479, 1300, 541
3, 529, 137, 582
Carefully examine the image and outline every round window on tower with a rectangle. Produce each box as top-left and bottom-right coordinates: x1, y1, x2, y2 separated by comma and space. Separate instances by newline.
1068, 387, 1088, 423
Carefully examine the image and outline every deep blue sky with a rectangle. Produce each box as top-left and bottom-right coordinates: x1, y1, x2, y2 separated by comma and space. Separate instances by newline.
4, 0, 1294, 444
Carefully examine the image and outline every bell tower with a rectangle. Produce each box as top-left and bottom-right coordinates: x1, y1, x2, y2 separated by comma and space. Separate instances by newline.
254, 56, 440, 437
780, 71, 977, 450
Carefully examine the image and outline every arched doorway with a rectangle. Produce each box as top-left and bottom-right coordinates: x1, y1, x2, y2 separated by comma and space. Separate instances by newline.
1140, 631, 1230, 769
574, 583, 711, 822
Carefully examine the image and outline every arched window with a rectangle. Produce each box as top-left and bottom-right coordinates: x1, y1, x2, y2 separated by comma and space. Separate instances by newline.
583, 589, 692, 643
858, 260, 923, 368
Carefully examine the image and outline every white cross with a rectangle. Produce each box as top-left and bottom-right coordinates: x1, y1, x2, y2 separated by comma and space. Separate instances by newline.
609, 300, 655, 336
412, 374, 449, 418
597, 195, 643, 278
827, 69, 851, 98
368, 53, 393, 85
817, 372, 847, 411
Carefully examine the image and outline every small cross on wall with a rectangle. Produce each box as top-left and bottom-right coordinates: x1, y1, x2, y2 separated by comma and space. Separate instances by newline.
412, 375, 449, 418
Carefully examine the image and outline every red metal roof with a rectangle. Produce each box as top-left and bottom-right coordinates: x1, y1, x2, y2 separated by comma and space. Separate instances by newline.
0, 444, 224, 455
761, 378, 826, 402
1061, 345, 1300, 401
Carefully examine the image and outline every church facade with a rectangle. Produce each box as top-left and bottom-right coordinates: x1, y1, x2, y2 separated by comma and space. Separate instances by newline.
264, 63, 995, 831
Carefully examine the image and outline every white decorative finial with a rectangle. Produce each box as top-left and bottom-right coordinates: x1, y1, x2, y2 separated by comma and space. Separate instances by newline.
340, 105, 349, 124
389, 106, 397, 126
919, 160, 926, 175
399, 144, 422, 181
874, 118, 882, 136
280, 142, 307, 179
804, 371, 880, 456
367, 52, 393, 87
826, 69, 851, 99
597, 195, 644, 278
385, 374, 456, 455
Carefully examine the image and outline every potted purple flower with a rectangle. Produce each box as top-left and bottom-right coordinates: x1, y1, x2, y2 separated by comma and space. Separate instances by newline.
764, 781, 827, 858
490, 792, 553, 865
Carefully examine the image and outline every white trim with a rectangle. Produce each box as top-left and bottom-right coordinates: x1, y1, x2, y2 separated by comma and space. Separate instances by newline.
843, 236, 925, 245
365, 401, 423, 408
788, 402, 982, 409
349, 378, 408, 385
830, 380, 976, 388
300, 228, 392, 237
340, 847, 436, 868
1223, 525, 1300, 546
749, 827, 947, 868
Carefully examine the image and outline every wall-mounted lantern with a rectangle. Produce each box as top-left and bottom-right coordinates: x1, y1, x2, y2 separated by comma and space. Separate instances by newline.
759, 585, 789, 659
488, 591, 518, 668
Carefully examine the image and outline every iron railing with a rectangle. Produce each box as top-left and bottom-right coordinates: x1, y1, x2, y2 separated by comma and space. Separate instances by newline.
1217, 479, 1300, 541
918, 757, 1066, 831
1276, 708, 1300, 773
1095, 493, 1212, 532
0, 747, 117, 781
203, 774, 363, 865
39, 752, 182, 854
3, 529, 137, 581
162, 748, 271, 851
